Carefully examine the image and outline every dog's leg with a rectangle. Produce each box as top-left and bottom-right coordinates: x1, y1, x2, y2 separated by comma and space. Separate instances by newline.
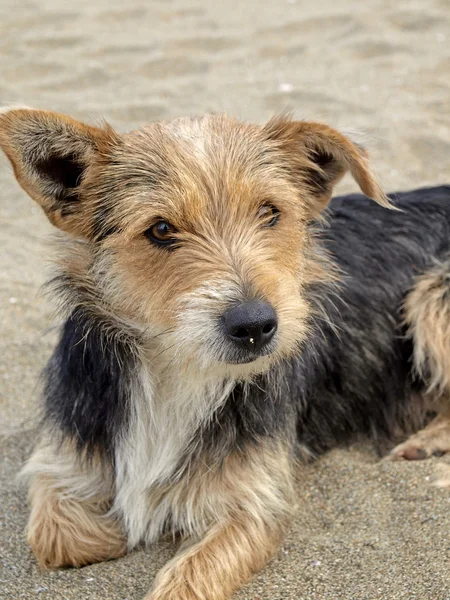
146, 441, 294, 600
22, 438, 126, 568
147, 520, 281, 600
390, 402, 450, 460
391, 259, 450, 461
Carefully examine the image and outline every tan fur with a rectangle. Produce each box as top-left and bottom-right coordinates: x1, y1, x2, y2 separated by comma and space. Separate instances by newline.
390, 262, 450, 460
147, 520, 281, 600
404, 260, 450, 394
94, 116, 325, 357
146, 441, 294, 600
28, 475, 127, 568
144, 439, 294, 539
23, 440, 126, 568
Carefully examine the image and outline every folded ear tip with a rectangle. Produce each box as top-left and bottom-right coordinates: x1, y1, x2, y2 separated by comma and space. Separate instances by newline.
387, 199, 401, 211
370, 189, 397, 210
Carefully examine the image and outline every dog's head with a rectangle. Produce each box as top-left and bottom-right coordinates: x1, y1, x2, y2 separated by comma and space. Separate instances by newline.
0, 108, 387, 376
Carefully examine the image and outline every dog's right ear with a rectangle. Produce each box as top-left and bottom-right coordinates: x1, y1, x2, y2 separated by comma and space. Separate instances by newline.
0, 108, 119, 237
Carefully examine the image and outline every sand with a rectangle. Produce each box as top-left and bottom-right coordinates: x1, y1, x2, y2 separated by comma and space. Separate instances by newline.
0, 0, 449, 598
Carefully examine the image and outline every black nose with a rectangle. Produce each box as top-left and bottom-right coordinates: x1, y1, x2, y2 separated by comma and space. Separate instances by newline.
223, 301, 278, 352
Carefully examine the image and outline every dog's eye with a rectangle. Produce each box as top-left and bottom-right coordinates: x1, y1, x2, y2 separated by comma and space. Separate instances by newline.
144, 220, 178, 247
257, 204, 280, 227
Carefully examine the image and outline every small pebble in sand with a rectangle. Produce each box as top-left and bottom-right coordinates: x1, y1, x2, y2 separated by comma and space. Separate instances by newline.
278, 82, 293, 93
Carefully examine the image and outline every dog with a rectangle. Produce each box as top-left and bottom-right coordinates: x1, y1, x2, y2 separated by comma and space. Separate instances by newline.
0, 107, 449, 600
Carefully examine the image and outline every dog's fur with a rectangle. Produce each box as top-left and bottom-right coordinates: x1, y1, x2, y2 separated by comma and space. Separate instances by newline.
1, 108, 449, 600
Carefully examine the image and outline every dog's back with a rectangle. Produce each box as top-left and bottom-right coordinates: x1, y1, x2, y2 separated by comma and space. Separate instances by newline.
293, 185, 450, 454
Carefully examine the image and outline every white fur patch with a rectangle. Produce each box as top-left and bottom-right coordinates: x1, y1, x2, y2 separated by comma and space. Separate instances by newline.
113, 355, 235, 547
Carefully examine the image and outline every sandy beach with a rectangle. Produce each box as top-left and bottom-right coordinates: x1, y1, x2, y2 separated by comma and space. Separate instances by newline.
1, 0, 449, 598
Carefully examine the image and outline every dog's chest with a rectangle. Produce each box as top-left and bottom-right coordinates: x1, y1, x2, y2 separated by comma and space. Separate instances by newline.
112, 362, 233, 546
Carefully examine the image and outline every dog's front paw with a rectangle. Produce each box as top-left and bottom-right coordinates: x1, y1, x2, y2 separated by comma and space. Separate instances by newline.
28, 504, 127, 569
144, 546, 231, 600
28, 476, 127, 568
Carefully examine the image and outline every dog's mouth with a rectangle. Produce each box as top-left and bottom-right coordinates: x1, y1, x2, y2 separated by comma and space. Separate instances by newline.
221, 345, 276, 365
226, 356, 260, 365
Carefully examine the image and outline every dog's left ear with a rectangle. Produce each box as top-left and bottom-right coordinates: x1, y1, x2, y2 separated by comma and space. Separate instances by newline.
264, 117, 390, 215
0, 107, 119, 237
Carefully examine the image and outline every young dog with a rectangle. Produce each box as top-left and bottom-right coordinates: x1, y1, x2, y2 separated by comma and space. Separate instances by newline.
1, 108, 449, 600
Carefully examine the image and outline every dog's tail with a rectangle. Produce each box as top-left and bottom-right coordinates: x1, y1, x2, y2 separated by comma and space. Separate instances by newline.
404, 256, 450, 395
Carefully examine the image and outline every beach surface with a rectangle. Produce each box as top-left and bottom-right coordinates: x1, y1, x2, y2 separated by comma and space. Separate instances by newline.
1, 0, 449, 598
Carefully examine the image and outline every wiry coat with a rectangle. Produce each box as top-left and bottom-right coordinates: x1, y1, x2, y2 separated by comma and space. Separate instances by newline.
1, 107, 449, 600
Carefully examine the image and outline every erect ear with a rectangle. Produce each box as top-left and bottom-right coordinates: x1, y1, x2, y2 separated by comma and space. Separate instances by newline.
0, 107, 119, 237
264, 117, 390, 215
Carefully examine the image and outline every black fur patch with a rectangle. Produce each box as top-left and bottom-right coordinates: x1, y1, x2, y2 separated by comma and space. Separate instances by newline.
35, 152, 84, 205
92, 203, 119, 241
304, 149, 342, 194
196, 376, 296, 461
43, 311, 137, 459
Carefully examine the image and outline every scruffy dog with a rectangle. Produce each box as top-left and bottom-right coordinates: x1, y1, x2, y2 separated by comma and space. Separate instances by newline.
1, 108, 449, 600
